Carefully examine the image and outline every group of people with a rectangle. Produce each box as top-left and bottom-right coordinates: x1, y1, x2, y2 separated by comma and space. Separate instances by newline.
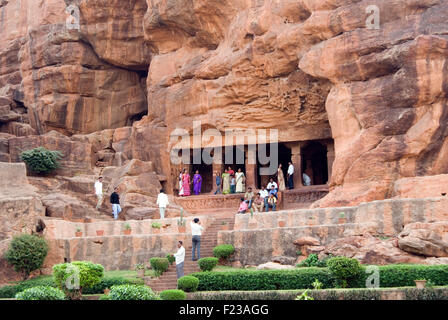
236, 180, 280, 214
178, 169, 203, 196
94, 176, 122, 220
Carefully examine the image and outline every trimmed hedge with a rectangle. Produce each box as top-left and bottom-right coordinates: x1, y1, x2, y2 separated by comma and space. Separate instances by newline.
188, 288, 448, 300
191, 264, 448, 291
327, 257, 363, 288
198, 257, 219, 272
356, 264, 448, 288
15, 286, 66, 300
160, 289, 187, 300
53, 261, 104, 299
177, 276, 199, 292
213, 244, 235, 259
150, 257, 170, 276
108, 285, 160, 300
0, 276, 142, 299
191, 268, 334, 291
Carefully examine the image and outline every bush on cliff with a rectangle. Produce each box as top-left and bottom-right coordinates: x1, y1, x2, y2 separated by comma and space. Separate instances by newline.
296, 254, 331, 268
15, 286, 66, 300
53, 261, 104, 300
4, 234, 48, 280
20, 147, 63, 174
213, 244, 235, 260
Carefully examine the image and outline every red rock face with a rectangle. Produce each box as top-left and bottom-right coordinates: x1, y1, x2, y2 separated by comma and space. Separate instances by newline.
1, 0, 448, 206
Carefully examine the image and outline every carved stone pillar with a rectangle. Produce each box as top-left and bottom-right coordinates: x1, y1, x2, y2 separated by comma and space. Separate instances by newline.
245, 146, 257, 190
290, 143, 303, 188
326, 141, 335, 185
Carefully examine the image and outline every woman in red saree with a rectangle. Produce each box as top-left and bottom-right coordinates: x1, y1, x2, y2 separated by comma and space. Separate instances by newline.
181, 169, 191, 196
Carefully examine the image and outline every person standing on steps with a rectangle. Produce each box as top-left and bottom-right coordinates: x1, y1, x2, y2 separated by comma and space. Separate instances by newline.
214, 171, 222, 195
190, 218, 203, 261
110, 186, 121, 220
173, 240, 185, 279
156, 189, 169, 219
94, 176, 103, 210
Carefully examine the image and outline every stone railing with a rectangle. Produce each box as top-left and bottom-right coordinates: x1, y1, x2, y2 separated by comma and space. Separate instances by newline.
175, 194, 242, 211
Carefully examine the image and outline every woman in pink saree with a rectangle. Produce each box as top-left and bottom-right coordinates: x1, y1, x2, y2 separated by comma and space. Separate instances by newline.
181, 169, 191, 196
193, 170, 202, 195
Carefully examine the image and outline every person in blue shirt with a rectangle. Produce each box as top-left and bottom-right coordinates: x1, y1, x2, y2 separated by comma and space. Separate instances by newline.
214, 171, 222, 194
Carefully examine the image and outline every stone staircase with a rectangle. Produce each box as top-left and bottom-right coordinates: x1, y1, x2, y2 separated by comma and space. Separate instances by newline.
148, 216, 235, 292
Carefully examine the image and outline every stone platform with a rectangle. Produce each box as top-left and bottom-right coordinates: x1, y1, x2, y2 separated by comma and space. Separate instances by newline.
174, 186, 329, 214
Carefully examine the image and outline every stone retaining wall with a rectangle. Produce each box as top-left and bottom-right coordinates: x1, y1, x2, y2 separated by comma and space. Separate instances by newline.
222, 197, 448, 265
43, 216, 211, 239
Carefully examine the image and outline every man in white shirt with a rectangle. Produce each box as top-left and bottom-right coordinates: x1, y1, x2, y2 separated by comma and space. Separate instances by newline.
94, 177, 103, 210
156, 189, 169, 219
302, 173, 311, 186
259, 186, 269, 211
287, 162, 294, 190
173, 240, 185, 279
190, 218, 204, 261
267, 178, 278, 191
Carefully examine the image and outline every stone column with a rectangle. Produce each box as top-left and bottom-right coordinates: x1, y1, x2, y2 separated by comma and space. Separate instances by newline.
245, 145, 257, 189
290, 143, 303, 188
326, 141, 335, 184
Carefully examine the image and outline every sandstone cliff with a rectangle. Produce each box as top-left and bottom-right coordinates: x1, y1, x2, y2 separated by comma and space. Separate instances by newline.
1, 0, 448, 207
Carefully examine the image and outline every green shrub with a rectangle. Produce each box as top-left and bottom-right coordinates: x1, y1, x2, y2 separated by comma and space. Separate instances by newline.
296, 254, 330, 268
82, 276, 143, 295
20, 147, 63, 174
15, 286, 65, 300
53, 261, 104, 299
198, 257, 219, 272
177, 276, 199, 292
327, 257, 363, 288
108, 285, 160, 300
150, 257, 169, 276
159, 289, 187, 300
0, 275, 141, 298
4, 234, 48, 279
213, 244, 235, 259
166, 254, 175, 265
191, 268, 334, 291
356, 264, 448, 288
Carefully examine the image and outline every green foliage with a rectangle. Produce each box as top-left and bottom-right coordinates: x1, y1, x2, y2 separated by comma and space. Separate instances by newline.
4, 234, 48, 279
198, 257, 219, 272
327, 257, 362, 288
159, 289, 187, 300
149, 257, 169, 276
356, 264, 448, 288
191, 268, 334, 291
123, 223, 131, 230
134, 263, 145, 271
15, 286, 65, 300
0, 275, 141, 298
108, 285, 160, 300
404, 288, 448, 300
312, 279, 323, 290
295, 289, 314, 300
213, 244, 235, 259
53, 261, 104, 299
166, 254, 175, 265
296, 250, 302, 256
296, 254, 329, 268
79, 276, 143, 295
20, 147, 63, 174
151, 222, 162, 229
177, 276, 199, 292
